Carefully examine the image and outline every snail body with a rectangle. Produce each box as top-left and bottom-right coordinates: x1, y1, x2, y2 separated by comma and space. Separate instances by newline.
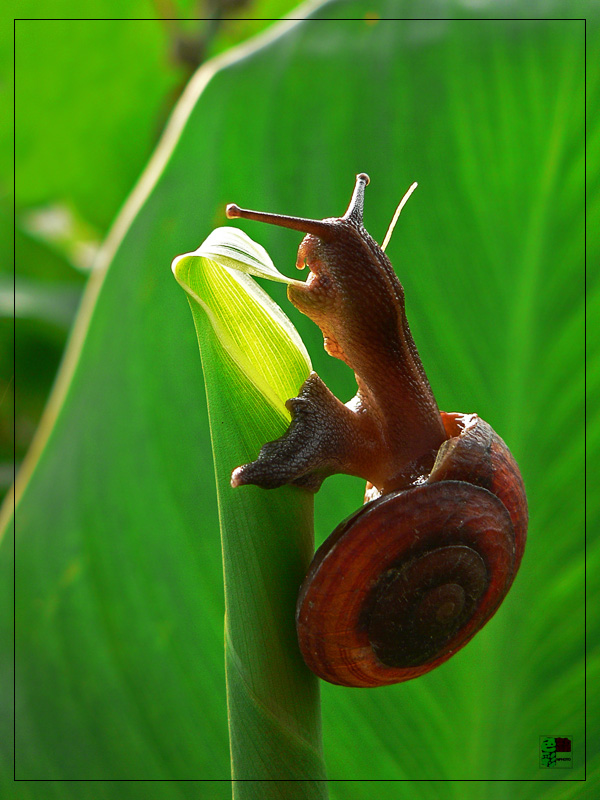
226, 175, 527, 688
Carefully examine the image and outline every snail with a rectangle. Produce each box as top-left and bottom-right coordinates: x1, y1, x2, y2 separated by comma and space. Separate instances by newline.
225, 173, 528, 688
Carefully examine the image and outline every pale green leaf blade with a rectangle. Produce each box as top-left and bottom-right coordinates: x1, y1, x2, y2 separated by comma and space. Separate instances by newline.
173, 227, 311, 419
196, 225, 304, 286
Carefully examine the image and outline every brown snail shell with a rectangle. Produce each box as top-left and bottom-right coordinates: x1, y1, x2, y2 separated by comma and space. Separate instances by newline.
296, 414, 528, 688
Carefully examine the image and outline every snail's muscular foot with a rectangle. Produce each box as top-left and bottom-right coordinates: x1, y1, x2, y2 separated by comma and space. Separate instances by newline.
231, 372, 380, 493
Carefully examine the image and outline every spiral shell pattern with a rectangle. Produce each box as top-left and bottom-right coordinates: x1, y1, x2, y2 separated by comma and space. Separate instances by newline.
296, 414, 527, 687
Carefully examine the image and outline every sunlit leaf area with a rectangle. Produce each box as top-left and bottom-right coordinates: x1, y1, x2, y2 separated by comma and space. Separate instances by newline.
5, 2, 594, 798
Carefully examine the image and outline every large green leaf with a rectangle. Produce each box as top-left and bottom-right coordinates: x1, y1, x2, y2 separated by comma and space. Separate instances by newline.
5, 2, 593, 796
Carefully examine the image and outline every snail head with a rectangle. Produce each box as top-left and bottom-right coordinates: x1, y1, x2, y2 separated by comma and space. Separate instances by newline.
226, 173, 409, 369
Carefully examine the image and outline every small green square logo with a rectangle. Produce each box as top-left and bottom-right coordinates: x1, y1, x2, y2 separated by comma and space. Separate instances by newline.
539, 736, 573, 768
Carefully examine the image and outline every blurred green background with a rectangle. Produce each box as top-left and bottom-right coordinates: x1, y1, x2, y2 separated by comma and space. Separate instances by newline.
7, 1, 296, 505
4, 1, 593, 797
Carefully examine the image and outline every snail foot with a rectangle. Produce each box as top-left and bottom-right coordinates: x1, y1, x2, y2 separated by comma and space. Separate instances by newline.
231, 372, 363, 492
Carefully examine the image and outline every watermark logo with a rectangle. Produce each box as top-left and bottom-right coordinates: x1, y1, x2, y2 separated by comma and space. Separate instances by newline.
539, 736, 573, 768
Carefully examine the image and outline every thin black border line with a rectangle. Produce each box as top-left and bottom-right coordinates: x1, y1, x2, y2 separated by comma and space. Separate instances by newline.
12, 17, 589, 21
12, 13, 16, 792
11, 781, 590, 784
12, 13, 588, 785
583, 14, 588, 784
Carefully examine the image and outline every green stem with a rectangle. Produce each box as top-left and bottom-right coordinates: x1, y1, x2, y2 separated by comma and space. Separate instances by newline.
189, 301, 329, 798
